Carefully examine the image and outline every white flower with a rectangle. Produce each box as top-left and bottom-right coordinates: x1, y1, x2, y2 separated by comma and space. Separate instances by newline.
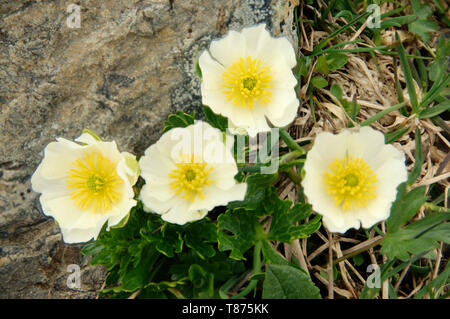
139, 121, 247, 225
302, 126, 407, 233
31, 131, 138, 243
198, 24, 299, 136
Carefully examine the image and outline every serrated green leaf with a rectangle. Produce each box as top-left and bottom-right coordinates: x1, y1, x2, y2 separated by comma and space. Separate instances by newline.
264, 188, 320, 243
382, 212, 449, 261
184, 220, 217, 259
217, 209, 263, 260
202, 105, 228, 132
408, 0, 438, 43
188, 264, 208, 288
262, 264, 321, 299
409, 20, 439, 43
120, 244, 159, 292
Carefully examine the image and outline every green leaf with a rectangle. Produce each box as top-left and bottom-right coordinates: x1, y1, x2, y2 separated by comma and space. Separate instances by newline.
326, 52, 348, 70
262, 264, 321, 299
120, 244, 160, 292
217, 209, 263, 260
81, 240, 105, 256
408, 0, 438, 43
409, 20, 439, 43
261, 241, 295, 268
188, 264, 208, 288
202, 105, 228, 132
265, 189, 321, 243
330, 83, 343, 100
419, 100, 450, 119
382, 212, 449, 261
387, 184, 427, 233
342, 100, 360, 120
311, 76, 328, 89
163, 111, 195, 133
228, 173, 278, 210
297, 56, 311, 77
315, 55, 330, 75
184, 220, 217, 259
415, 264, 450, 299
379, 15, 417, 29
352, 254, 365, 267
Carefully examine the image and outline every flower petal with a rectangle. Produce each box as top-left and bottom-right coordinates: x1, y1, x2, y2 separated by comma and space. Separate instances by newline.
242, 24, 296, 69
209, 30, 246, 66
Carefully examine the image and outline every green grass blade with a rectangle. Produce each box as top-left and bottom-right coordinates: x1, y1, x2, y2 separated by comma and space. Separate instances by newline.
407, 128, 424, 186
396, 32, 419, 113
419, 100, 450, 119
360, 102, 406, 127
420, 73, 449, 108
313, 11, 371, 53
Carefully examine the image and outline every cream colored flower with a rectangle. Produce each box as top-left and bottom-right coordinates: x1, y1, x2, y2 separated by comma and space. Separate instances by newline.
302, 126, 407, 233
198, 24, 299, 136
31, 131, 138, 243
139, 121, 247, 225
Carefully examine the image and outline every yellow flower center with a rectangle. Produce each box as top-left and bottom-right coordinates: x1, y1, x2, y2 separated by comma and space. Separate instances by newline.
169, 155, 214, 202
222, 56, 273, 109
66, 151, 123, 213
324, 155, 377, 211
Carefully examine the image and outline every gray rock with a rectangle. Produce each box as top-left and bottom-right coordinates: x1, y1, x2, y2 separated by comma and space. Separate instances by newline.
0, 0, 297, 298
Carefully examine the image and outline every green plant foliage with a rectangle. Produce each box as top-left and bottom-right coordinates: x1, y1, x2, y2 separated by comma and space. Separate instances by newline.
311, 76, 328, 88
162, 111, 196, 133
408, 0, 439, 43
382, 212, 449, 261
264, 188, 321, 243
262, 264, 321, 299
202, 105, 228, 132
79, 2, 449, 300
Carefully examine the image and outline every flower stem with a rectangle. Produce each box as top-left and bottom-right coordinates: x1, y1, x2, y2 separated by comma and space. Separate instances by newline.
279, 128, 304, 154
280, 149, 303, 164
284, 167, 303, 186
232, 241, 262, 299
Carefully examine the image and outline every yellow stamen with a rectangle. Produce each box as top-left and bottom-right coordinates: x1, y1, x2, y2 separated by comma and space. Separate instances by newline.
66, 151, 123, 214
324, 155, 377, 211
169, 154, 214, 202
222, 56, 273, 109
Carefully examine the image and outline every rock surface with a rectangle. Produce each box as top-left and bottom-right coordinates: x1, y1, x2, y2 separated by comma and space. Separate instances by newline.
0, 0, 297, 298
